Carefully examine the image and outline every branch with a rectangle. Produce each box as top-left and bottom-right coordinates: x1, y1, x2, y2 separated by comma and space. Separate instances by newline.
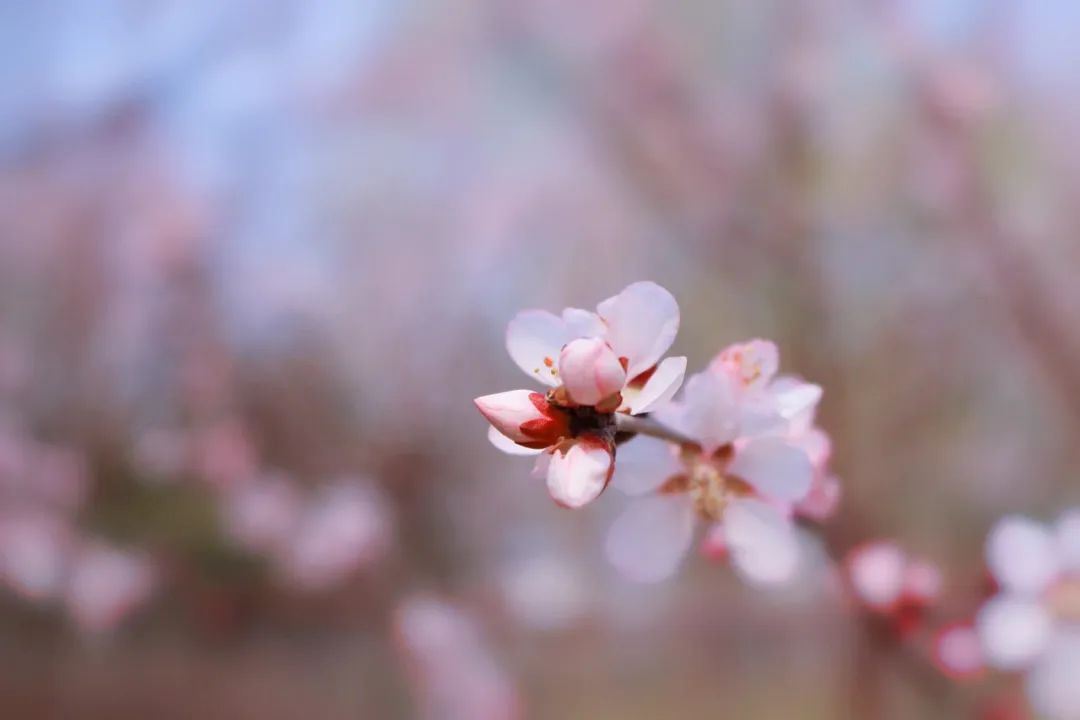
614, 413, 697, 446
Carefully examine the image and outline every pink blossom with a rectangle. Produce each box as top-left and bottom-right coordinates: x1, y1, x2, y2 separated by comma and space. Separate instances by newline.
0, 514, 72, 600
64, 543, 156, 634
193, 420, 258, 490
221, 472, 302, 554
845, 540, 942, 629
976, 511, 1080, 719
933, 622, 985, 681
394, 596, 521, 720
477, 281, 687, 508
604, 349, 820, 585
277, 478, 391, 590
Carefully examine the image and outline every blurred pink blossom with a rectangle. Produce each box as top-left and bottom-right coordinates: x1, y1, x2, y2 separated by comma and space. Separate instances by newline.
394, 596, 520, 720
64, 543, 156, 635
846, 540, 942, 636
976, 510, 1080, 719
277, 478, 391, 591
933, 622, 985, 681
0, 514, 72, 600
222, 471, 302, 555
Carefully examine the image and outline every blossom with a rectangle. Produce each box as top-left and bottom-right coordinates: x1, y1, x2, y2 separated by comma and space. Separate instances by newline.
976, 511, 1080, 719
64, 543, 156, 634
846, 540, 941, 635
277, 478, 391, 590
476, 281, 686, 508
933, 622, 985, 681
604, 340, 823, 584
394, 596, 521, 720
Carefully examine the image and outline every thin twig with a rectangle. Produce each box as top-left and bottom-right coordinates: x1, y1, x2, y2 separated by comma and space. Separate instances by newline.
613, 413, 697, 446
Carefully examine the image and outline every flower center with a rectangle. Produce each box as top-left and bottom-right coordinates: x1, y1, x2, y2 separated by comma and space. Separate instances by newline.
682, 448, 753, 521
548, 391, 617, 442
1048, 576, 1080, 623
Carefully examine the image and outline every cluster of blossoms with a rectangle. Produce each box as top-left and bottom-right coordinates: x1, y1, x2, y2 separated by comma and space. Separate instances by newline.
0, 410, 157, 634
475, 282, 836, 585
223, 472, 391, 590
846, 540, 942, 635
976, 511, 1080, 719
475, 281, 1080, 718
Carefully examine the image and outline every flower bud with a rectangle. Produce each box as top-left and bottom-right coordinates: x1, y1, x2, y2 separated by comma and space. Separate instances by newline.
474, 390, 568, 449
558, 338, 626, 407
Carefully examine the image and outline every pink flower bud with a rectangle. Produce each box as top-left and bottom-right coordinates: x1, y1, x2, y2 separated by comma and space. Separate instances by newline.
474, 390, 568, 449
558, 338, 626, 407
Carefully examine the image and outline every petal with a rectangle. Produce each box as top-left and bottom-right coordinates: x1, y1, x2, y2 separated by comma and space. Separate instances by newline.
1027, 630, 1080, 720
976, 595, 1052, 670
728, 437, 813, 503
986, 516, 1060, 595
626, 356, 686, 415
506, 310, 571, 387
488, 426, 543, 456
561, 307, 605, 338
795, 474, 841, 521
723, 498, 800, 586
712, 339, 779, 390
673, 370, 741, 453
846, 541, 906, 610
606, 494, 696, 583
1055, 509, 1080, 572
609, 436, 681, 496
903, 559, 943, 604
531, 452, 551, 479
558, 338, 626, 406
474, 390, 548, 445
769, 379, 823, 424
596, 281, 680, 379
546, 438, 613, 508
932, 624, 985, 680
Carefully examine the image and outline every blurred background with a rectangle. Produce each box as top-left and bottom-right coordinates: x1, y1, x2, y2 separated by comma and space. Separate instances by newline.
1, 1, 1079, 717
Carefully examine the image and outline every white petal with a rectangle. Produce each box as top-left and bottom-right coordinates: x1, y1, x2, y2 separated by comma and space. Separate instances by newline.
770, 379, 823, 423
561, 307, 605, 338
531, 452, 551, 479
596, 281, 680, 379
1055, 509, 1080, 572
558, 337, 626, 406
847, 541, 906, 610
986, 516, 1060, 595
627, 356, 686, 415
728, 437, 813, 503
606, 494, 695, 583
723, 498, 800, 586
488, 426, 543, 456
506, 310, 571, 387
1027, 631, 1080, 720
674, 371, 741, 453
546, 440, 612, 508
976, 595, 1053, 670
610, 436, 681, 496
